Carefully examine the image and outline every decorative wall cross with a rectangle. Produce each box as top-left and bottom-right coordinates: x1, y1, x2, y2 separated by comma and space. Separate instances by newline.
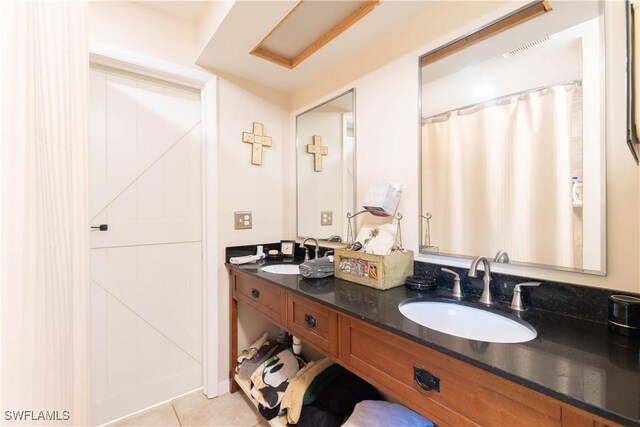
306, 135, 328, 172
242, 122, 272, 165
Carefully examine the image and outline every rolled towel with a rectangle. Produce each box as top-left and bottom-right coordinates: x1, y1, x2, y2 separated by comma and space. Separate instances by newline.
229, 253, 265, 265
299, 256, 334, 279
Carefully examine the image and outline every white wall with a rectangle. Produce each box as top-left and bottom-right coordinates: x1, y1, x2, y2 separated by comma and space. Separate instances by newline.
216, 78, 289, 388
289, 1, 640, 293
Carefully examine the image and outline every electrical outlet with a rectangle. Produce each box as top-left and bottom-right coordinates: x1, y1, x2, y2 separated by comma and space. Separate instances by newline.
234, 211, 252, 230
321, 211, 333, 226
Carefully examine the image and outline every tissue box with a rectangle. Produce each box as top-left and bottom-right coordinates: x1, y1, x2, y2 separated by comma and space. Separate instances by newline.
334, 249, 414, 290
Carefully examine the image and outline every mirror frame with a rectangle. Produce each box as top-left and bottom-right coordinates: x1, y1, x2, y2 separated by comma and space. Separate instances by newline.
295, 88, 357, 242
418, 0, 608, 275
626, 0, 640, 163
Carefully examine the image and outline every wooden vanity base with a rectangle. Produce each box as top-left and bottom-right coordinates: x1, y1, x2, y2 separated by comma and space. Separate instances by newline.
228, 268, 619, 427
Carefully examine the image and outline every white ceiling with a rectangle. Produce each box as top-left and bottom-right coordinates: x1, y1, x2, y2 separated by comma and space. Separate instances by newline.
135, 1, 209, 24
196, 1, 435, 92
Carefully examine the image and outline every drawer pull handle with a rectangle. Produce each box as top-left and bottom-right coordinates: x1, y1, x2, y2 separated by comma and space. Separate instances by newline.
251, 289, 260, 299
304, 314, 317, 328
413, 367, 440, 392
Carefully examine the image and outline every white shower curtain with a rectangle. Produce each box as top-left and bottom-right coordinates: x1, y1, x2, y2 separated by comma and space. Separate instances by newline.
1, 1, 90, 425
422, 84, 580, 269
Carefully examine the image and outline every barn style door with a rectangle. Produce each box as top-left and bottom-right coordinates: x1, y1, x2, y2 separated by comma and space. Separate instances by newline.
89, 66, 203, 425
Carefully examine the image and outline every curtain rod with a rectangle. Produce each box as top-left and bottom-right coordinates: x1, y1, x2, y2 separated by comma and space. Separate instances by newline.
422, 80, 582, 124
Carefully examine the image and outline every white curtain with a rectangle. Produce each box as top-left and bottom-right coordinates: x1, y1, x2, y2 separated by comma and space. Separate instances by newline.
1, 1, 90, 425
422, 84, 580, 269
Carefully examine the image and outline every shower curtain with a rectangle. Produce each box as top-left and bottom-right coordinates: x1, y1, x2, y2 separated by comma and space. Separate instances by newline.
1, 1, 90, 424
422, 83, 581, 269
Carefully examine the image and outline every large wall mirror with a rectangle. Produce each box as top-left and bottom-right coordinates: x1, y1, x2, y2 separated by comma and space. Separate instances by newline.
419, 1, 606, 274
297, 90, 355, 241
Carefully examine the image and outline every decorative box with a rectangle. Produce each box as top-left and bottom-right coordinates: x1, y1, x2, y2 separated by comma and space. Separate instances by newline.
334, 248, 414, 290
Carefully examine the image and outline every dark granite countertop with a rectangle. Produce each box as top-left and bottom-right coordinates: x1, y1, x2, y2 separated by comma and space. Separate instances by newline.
228, 260, 640, 426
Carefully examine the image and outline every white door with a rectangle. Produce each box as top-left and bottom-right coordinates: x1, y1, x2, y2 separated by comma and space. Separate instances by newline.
89, 66, 203, 425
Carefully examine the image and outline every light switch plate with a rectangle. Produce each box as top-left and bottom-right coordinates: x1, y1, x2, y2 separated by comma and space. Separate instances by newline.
321, 211, 333, 226
234, 211, 252, 230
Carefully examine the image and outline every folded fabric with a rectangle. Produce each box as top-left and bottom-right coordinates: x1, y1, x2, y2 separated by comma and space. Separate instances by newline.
312, 369, 382, 417
280, 358, 334, 424
293, 404, 343, 427
343, 400, 434, 427
237, 332, 269, 363
302, 363, 346, 406
299, 256, 334, 279
355, 223, 399, 255
250, 349, 306, 419
237, 342, 283, 378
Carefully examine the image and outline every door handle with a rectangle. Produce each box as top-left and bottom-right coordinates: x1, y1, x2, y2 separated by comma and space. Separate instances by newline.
414, 367, 440, 392
90, 224, 108, 231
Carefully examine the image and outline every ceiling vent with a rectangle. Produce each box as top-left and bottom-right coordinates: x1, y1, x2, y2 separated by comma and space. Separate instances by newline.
502, 35, 554, 58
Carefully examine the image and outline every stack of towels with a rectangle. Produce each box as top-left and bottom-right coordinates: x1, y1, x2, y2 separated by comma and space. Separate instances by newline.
299, 256, 334, 279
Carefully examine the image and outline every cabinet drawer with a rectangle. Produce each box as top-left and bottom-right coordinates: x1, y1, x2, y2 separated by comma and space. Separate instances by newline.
233, 271, 285, 324
286, 293, 339, 356
340, 316, 561, 427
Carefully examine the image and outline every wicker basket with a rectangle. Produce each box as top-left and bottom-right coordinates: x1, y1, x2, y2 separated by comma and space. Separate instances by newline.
334, 249, 414, 290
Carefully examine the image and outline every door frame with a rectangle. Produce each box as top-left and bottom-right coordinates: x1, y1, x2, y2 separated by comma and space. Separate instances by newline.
89, 43, 221, 398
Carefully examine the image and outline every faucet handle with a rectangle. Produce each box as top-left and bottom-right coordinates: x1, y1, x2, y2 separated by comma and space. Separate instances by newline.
441, 268, 463, 298
494, 249, 510, 263
510, 282, 541, 311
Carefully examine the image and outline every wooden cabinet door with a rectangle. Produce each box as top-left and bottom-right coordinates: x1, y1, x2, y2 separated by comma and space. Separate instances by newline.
340, 315, 562, 427
233, 271, 286, 325
286, 293, 339, 356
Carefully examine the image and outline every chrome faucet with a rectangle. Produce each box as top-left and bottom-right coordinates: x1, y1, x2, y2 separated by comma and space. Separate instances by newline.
441, 268, 463, 298
468, 256, 494, 305
301, 238, 320, 261
494, 249, 510, 263
509, 282, 541, 311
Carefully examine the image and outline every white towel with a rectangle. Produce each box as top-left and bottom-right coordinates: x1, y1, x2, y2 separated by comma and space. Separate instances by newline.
343, 400, 434, 427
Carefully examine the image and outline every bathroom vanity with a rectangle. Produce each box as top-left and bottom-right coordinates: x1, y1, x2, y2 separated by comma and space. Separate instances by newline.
227, 261, 639, 427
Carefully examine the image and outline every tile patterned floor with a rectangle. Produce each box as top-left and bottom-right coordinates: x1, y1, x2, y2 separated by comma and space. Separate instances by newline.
108, 390, 270, 427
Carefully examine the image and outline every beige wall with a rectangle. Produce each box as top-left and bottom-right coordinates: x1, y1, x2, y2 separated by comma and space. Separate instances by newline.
216, 77, 290, 386
288, 1, 640, 293
89, 1, 198, 67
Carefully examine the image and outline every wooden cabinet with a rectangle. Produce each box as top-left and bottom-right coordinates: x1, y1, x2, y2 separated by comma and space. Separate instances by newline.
340, 316, 561, 427
232, 270, 286, 325
560, 406, 618, 427
228, 269, 621, 427
286, 293, 339, 356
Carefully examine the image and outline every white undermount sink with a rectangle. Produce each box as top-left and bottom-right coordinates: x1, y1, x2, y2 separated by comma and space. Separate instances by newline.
399, 300, 537, 343
260, 264, 300, 275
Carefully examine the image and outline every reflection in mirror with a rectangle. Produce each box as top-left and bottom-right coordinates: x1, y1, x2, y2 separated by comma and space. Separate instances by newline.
420, 1, 606, 274
297, 90, 355, 241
